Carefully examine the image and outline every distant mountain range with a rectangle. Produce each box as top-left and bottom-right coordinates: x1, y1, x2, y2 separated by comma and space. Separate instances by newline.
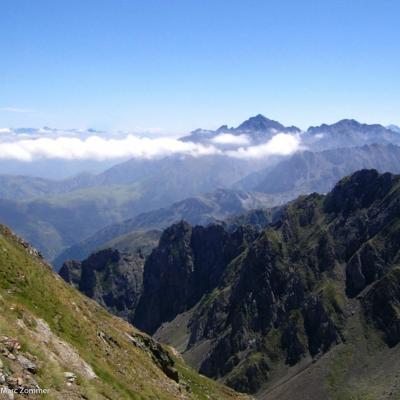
0, 155, 265, 261
1, 115, 400, 265
182, 115, 400, 150
55, 143, 400, 267
53, 188, 278, 268
302, 119, 400, 150
237, 143, 400, 195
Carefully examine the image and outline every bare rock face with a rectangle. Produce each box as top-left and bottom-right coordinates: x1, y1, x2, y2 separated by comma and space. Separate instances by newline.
133, 221, 258, 334
59, 259, 82, 288
60, 248, 145, 324
362, 267, 400, 347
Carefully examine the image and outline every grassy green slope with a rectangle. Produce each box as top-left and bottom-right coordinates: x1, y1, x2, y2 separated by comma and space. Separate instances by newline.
0, 224, 249, 400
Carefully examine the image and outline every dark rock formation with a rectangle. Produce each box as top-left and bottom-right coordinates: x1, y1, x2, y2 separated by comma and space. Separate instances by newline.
59, 259, 82, 288
61, 248, 145, 324
362, 267, 400, 347
133, 221, 259, 334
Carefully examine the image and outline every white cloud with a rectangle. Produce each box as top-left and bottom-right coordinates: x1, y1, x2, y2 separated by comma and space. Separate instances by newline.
226, 133, 302, 159
0, 130, 302, 161
211, 133, 250, 145
0, 135, 220, 161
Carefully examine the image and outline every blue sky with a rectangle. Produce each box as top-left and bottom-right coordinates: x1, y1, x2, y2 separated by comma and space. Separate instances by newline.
1, 0, 399, 133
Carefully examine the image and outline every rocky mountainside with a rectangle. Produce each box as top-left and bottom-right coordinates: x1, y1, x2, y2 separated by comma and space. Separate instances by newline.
60, 249, 145, 325
0, 224, 249, 400
134, 223, 261, 334
54, 189, 277, 268
62, 169, 400, 399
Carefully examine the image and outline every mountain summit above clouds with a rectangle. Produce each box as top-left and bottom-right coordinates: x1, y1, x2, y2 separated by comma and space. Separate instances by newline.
234, 114, 300, 134
180, 114, 301, 144
181, 115, 400, 151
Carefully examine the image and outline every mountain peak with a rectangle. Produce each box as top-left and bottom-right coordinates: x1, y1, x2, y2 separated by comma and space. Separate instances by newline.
325, 169, 397, 214
333, 118, 361, 127
216, 124, 229, 132
236, 114, 284, 132
180, 114, 300, 142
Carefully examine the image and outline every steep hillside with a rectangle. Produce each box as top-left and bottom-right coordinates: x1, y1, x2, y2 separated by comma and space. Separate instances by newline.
54, 189, 276, 268
0, 224, 249, 400
63, 170, 400, 399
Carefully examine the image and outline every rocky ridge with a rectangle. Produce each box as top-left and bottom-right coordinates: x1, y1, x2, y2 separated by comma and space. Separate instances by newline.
61, 169, 400, 399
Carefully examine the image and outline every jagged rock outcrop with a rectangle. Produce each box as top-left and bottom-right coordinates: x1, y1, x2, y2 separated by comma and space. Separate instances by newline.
151, 169, 400, 394
134, 221, 259, 334
61, 248, 145, 324
59, 259, 82, 288
362, 267, 400, 347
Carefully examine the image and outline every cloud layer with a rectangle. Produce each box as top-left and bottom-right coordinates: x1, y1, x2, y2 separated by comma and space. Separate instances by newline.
0, 129, 302, 161
227, 133, 302, 159
210, 133, 250, 145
